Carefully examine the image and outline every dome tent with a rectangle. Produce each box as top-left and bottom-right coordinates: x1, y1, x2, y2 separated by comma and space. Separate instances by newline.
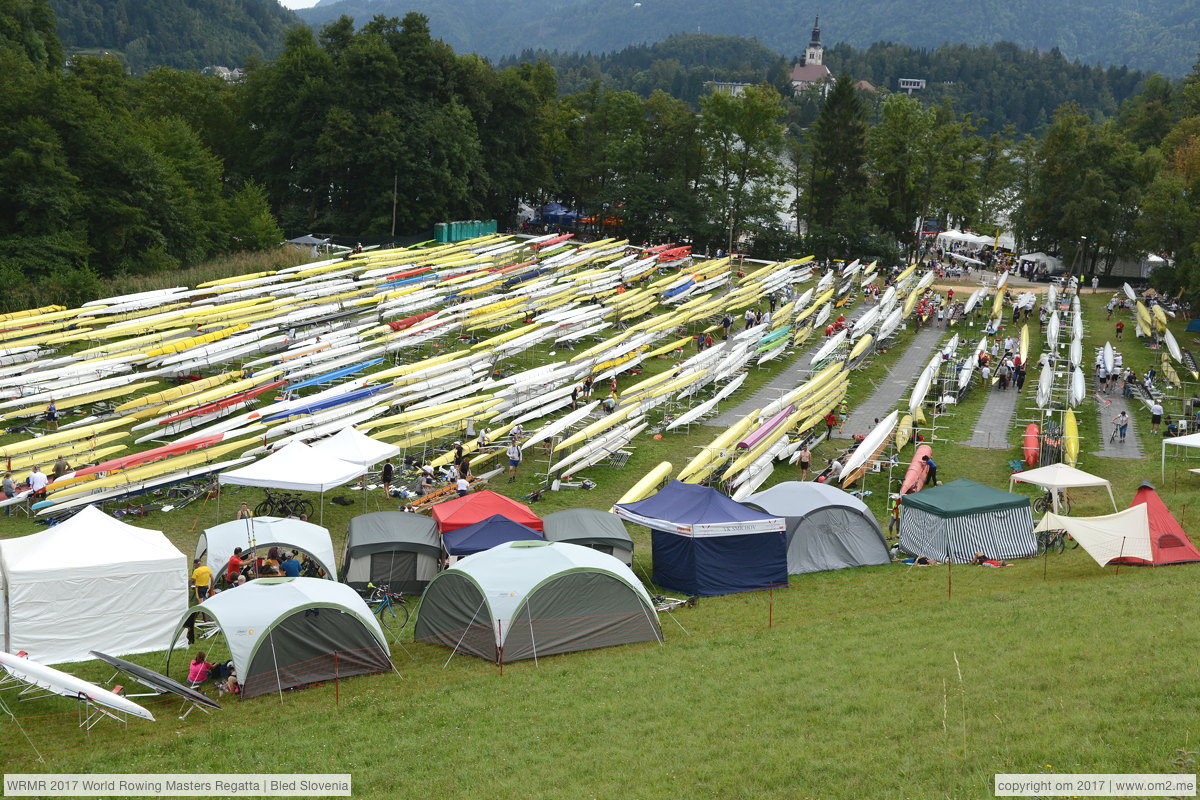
542, 508, 634, 566
341, 512, 441, 593
198, 517, 337, 582
900, 478, 1036, 562
744, 481, 890, 574
166, 578, 391, 698
415, 541, 661, 664
441, 514, 544, 558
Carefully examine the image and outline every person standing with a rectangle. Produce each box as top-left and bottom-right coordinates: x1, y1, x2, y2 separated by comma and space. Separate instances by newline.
798, 443, 811, 481
236, 501, 252, 520
45, 399, 58, 431
1091, 276, 1099, 293
824, 411, 837, 441
1, 472, 14, 517
1150, 400, 1164, 434
506, 439, 523, 483
922, 455, 938, 487
190, 559, 213, 603
837, 401, 849, 433
721, 315, 733, 340
1116, 320, 1124, 339
1113, 410, 1129, 443
380, 459, 395, 497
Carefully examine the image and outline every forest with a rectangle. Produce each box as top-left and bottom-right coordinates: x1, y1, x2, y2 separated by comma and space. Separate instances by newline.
3, 0, 1200, 307
299, 0, 1200, 77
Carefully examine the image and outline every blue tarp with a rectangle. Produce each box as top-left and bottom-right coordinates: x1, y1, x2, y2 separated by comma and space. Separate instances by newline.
614, 482, 786, 596
1186, 319, 1200, 333
442, 514, 544, 557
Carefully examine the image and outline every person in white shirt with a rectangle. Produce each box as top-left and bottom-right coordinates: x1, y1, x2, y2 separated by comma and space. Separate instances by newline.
506, 440, 523, 483
27, 466, 48, 500
1150, 401, 1164, 434
455, 476, 470, 497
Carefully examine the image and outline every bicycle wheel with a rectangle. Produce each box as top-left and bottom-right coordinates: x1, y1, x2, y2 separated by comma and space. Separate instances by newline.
1032, 496, 1050, 515
297, 499, 315, 518
378, 601, 409, 633
254, 500, 274, 516
1053, 533, 1066, 554
1036, 533, 1048, 556
1059, 496, 1072, 515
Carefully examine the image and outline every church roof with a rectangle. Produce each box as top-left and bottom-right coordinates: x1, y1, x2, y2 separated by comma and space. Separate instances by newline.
790, 63, 832, 84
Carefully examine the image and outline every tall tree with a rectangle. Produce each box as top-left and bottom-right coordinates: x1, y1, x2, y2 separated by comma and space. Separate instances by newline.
698, 84, 785, 252
807, 74, 871, 259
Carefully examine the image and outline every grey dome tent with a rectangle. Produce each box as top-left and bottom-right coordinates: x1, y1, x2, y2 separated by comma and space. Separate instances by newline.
166, 578, 391, 699
341, 512, 440, 594
744, 481, 890, 574
900, 478, 1036, 562
542, 508, 634, 566
415, 541, 661, 664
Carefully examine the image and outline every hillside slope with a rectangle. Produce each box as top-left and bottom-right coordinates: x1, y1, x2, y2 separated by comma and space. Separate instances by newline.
50, 0, 299, 71
299, 0, 1200, 76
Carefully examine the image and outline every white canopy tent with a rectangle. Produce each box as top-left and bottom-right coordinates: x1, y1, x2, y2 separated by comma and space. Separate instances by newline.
198, 517, 337, 581
1035, 505, 1153, 566
1160, 431, 1200, 481
1009, 463, 1117, 513
0, 505, 186, 664
219, 441, 366, 524
310, 426, 399, 466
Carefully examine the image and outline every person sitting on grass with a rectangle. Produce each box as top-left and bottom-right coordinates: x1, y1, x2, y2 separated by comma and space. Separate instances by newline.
188, 651, 215, 685
900, 555, 938, 566
973, 552, 1010, 567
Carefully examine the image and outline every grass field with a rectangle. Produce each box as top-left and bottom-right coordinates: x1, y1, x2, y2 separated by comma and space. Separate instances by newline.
2, 277, 1200, 799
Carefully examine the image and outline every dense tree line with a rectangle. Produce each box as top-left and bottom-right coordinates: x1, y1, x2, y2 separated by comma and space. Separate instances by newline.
511, 35, 1149, 137
6, 0, 1200, 308
298, 0, 1200, 78
49, 0, 297, 72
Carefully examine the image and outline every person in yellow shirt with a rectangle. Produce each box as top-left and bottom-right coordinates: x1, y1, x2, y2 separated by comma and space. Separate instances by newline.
190, 559, 213, 603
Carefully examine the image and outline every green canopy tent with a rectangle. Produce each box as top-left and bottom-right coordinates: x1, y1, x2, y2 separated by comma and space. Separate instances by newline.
900, 478, 1036, 562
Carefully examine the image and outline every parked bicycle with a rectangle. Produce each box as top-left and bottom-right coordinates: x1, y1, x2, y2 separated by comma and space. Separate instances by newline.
365, 583, 410, 636
254, 488, 314, 518
1032, 488, 1072, 516
1036, 528, 1067, 555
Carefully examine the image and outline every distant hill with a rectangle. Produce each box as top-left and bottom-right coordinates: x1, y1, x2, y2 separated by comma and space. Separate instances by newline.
49, 0, 299, 72
299, 0, 1200, 76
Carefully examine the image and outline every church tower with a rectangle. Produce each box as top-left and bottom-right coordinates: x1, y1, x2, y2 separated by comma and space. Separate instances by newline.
804, 16, 823, 66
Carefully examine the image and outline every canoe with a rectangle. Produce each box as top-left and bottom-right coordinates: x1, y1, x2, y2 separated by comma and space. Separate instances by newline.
899, 444, 932, 495
1024, 423, 1040, 467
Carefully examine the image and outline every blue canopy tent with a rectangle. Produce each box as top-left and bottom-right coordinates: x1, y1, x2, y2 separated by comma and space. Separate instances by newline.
613, 481, 786, 596
1186, 319, 1200, 334
442, 514, 544, 558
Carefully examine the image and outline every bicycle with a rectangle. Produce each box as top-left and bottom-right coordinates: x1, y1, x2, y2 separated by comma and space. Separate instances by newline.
1032, 488, 1071, 516
365, 583, 410, 636
1036, 528, 1068, 555
254, 488, 314, 518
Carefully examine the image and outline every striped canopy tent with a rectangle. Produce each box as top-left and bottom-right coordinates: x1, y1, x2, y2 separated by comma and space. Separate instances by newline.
900, 478, 1036, 563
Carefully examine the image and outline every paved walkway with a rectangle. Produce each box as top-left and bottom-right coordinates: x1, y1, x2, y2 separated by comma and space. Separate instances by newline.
834, 322, 947, 439
710, 301, 869, 428
963, 381, 1023, 449
1091, 386, 1143, 459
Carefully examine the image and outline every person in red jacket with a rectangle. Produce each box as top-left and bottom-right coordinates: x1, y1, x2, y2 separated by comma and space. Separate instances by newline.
824, 411, 837, 441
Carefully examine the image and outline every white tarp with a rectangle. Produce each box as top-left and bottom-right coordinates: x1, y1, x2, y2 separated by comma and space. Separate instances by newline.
310, 427, 399, 466
198, 517, 337, 579
219, 440, 365, 491
1010, 463, 1117, 511
1035, 505, 1153, 566
0, 505, 186, 664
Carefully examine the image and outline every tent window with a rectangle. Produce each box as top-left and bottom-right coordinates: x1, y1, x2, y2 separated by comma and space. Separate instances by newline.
370, 551, 416, 584
1158, 534, 1186, 549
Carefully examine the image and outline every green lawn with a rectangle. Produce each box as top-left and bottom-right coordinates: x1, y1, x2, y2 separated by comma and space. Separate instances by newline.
3, 280, 1200, 799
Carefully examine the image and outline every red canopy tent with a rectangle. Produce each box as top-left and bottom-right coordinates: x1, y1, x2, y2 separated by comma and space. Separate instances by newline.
1112, 482, 1200, 566
431, 490, 544, 533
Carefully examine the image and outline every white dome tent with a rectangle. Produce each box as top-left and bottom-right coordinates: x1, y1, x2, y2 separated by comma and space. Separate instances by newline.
415, 541, 661, 664
198, 517, 337, 583
166, 577, 391, 699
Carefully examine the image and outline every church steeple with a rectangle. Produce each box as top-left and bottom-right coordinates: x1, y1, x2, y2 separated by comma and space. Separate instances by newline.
804, 15, 824, 66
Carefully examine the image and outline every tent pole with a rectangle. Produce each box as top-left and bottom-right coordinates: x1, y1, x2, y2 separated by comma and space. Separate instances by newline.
320, 490, 325, 527
526, 610, 538, 669
947, 556, 952, 600
269, 635, 284, 705
1115, 537, 1125, 577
